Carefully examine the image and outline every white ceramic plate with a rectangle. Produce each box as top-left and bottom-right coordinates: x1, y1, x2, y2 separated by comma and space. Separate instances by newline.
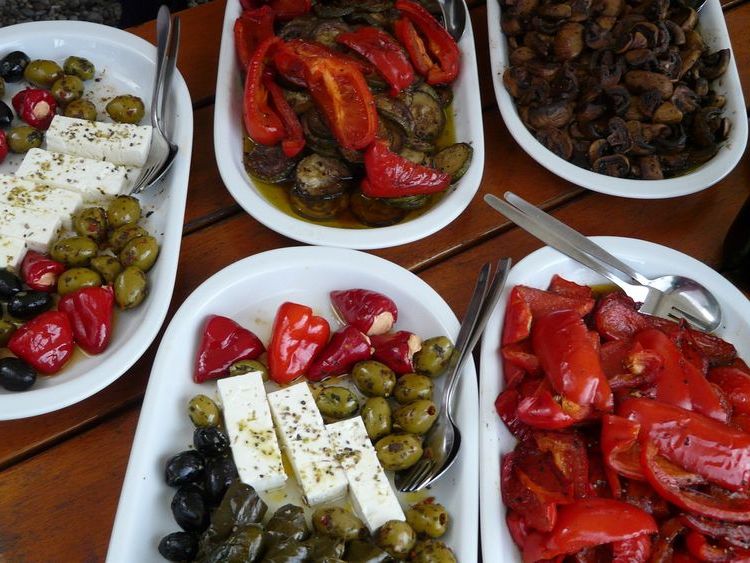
108, 246, 479, 561
0, 22, 193, 419
213, 0, 485, 249
487, 0, 748, 199
479, 236, 750, 561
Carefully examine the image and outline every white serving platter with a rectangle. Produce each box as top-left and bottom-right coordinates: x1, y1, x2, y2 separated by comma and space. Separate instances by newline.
487, 0, 748, 199
479, 236, 750, 561
213, 0, 485, 249
108, 246, 479, 561
0, 21, 193, 419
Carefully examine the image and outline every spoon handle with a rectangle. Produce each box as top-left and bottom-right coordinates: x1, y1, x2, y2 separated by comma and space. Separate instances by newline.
151, 6, 171, 131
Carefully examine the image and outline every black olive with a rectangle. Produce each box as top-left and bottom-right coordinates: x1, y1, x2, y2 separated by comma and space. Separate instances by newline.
165, 450, 205, 488
0, 101, 12, 128
203, 455, 238, 506
193, 426, 230, 457
8, 291, 54, 320
158, 531, 198, 561
171, 484, 209, 533
0, 268, 23, 300
0, 51, 30, 83
0, 357, 37, 392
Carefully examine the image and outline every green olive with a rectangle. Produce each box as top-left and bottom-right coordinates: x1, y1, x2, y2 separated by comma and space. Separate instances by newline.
106, 94, 145, 124
394, 373, 434, 404
119, 235, 159, 272
315, 386, 359, 420
108, 224, 148, 252
312, 507, 366, 541
229, 359, 269, 380
63, 56, 95, 81
361, 397, 392, 441
63, 99, 97, 121
0, 319, 16, 347
90, 255, 123, 284
393, 400, 438, 435
107, 195, 142, 228
7, 125, 42, 153
375, 520, 416, 559
411, 540, 456, 563
188, 394, 221, 427
406, 501, 449, 538
413, 336, 454, 377
73, 207, 108, 241
351, 360, 397, 397
50, 236, 99, 266
374, 433, 423, 471
23, 59, 63, 88
56, 267, 102, 295
50, 75, 84, 106
114, 266, 148, 309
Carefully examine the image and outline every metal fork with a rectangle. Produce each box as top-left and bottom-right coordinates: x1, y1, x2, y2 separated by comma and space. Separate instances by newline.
130, 7, 180, 195
395, 258, 512, 493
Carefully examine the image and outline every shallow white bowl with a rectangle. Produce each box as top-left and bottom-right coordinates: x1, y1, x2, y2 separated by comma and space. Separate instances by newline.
487, 0, 748, 198
0, 22, 193, 419
479, 236, 750, 560
214, 0, 485, 248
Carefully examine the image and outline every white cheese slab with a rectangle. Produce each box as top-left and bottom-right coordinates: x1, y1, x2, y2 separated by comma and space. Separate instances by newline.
267, 382, 348, 506
327, 416, 406, 533
45, 115, 152, 167
0, 174, 82, 229
0, 235, 27, 272
0, 202, 61, 252
217, 372, 287, 492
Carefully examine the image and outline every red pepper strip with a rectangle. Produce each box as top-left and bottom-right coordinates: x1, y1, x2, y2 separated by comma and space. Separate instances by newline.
521, 498, 657, 562
329, 288, 398, 336
593, 291, 652, 341
612, 533, 652, 563
0, 130, 7, 164
495, 389, 531, 440
501, 450, 559, 533
243, 36, 285, 147
533, 431, 589, 499
710, 367, 750, 417
532, 310, 613, 411
682, 514, 750, 551
239, 0, 310, 19
515, 285, 595, 319
194, 315, 265, 383
506, 510, 531, 548
370, 330, 422, 374
233, 6, 275, 70
8, 311, 74, 374
19, 88, 57, 130
263, 73, 305, 157
601, 414, 644, 480
684, 529, 750, 562
651, 317, 738, 366
306, 326, 372, 382
58, 286, 114, 355
517, 379, 590, 430
502, 286, 533, 345
363, 140, 450, 198
268, 302, 330, 384
547, 274, 593, 299
394, 0, 460, 85
336, 26, 414, 96
502, 341, 541, 375
20, 251, 66, 292
272, 39, 374, 88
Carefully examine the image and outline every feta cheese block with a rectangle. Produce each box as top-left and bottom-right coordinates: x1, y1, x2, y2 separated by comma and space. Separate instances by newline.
0, 235, 27, 271
45, 114, 152, 167
327, 417, 406, 533
0, 174, 82, 229
267, 382, 348, 506
217, 372, 287, 492
0, 202, 61, 252
16, 148, 134, 197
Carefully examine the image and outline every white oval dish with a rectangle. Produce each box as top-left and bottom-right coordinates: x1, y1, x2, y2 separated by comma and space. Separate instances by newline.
487, 0, 748, 199
479, 236, 750, 560
107, 246, 479, 561
0, 21, 193, 420
213, 0, 485, 249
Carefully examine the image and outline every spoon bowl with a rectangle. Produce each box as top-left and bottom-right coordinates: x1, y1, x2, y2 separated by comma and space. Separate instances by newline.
438, 0, 467, 42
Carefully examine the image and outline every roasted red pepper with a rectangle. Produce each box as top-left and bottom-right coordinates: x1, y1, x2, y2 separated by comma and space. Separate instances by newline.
233, 5, 275, 70
370, 330, 422, 374
306, 325, 372, 382
336, 26, 414, 96
58, 286, 114, 355
502, 286, 533, 345
710, 366, 750, 417
495, 389, 531, 440
240, 0, 310, 20
268, 302, 330, 383
263, 73, 305, 157
8, 311, 74, 374
243, 36, 285, 147
273, 39, 373, 87
194, 315, 265, 383
18, 88, 57, 130
682, 514, 750, 551
0, 130, 7, 164
330, 288, 398, 336
547, 274, 593, 299
502, 447, 562, 533
600, 414, 644, 481
501, 341, 541, 376
517, 379, 590, 430
20, 251, 66, 292
515, 285, 595, 319
363, 140, 450, 198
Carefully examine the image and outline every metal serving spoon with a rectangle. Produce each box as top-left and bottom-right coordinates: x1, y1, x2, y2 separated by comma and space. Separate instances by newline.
438, 0, 467, 42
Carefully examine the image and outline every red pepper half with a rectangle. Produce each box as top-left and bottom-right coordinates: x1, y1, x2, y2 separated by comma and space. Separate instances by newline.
8, 311, 74, 374
268, 302, 330, 383
233, 6, 275, 71
20, 251, 66, 292
58, 286, 114, 355
370, 330, 422, 374
329, 288, 398, 336
194, 315, 265, 383
243, 36, 285, 147
306, 326, 372, 382
19, 88, 57, 130
263, 73, 305, 157
363, 140, 450, 198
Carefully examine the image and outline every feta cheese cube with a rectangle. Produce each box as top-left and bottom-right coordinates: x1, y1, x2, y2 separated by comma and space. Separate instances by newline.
0, 202, 61, 252
0, 235, 27, 272
0, 174, 82, 229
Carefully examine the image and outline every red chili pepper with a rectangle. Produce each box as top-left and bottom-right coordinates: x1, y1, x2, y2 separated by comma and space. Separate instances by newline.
240, 0, 310, 20
268, 302, 330, 384
306, 326, 372, 382
710, 366, 750, 418
58, 286, 114, 355
370, 330, 422, 374
0, 130, 7, 164
600, 414, 644, 480
363, 140, 450, 198
8, 311, 74, 374
502, 286, 533, 345
336, 26, 414, 96
263, 73, 305, 157
18, 88, 57, 130
233, 6, 275, 71
194, 315, 265, 383
20, 251, 66, 292
330, 288, 398, 336
517, 379, 590, 430
243, 36, 285, 147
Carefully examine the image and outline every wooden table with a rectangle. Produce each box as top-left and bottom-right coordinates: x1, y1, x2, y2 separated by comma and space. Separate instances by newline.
0, 1, 748, 560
